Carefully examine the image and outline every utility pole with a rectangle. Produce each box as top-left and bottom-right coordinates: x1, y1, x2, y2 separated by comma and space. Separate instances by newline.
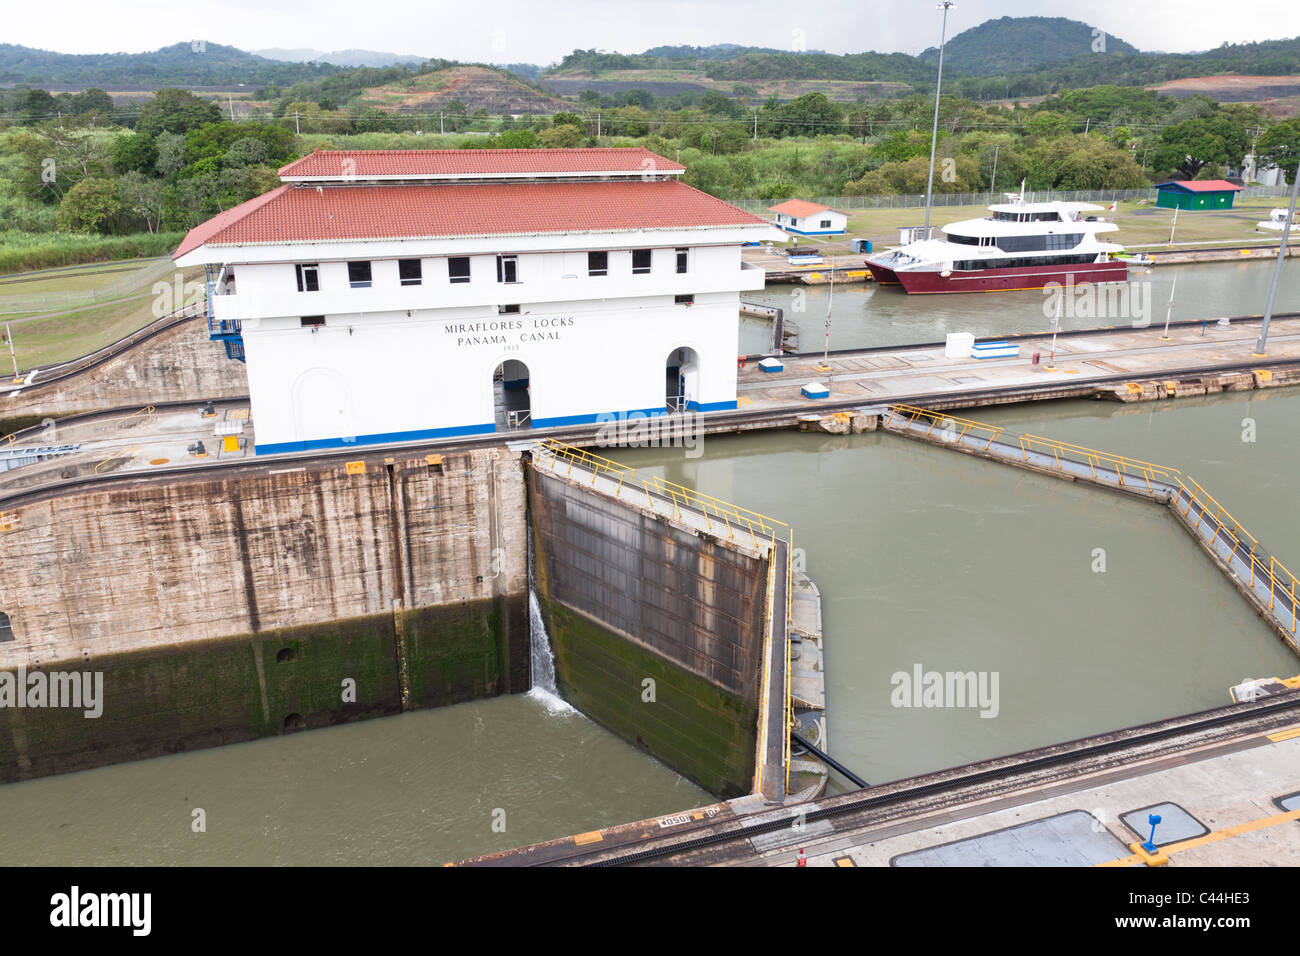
990, 144, 999, 200
923, 1, 956, 235
1167, 204, 1179, 245
5, 324, 19, 383
440, 112, 444, 135
1159, 273, 1177, 341
228, 94, 235, 121
1254, 158, 1300, 356
596, 110, 601, 141
294, 110, 300, 135
753, 109, 758, 142
1083, 117, 1090, 136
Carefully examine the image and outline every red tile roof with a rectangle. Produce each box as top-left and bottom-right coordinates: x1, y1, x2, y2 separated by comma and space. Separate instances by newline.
278, 147, 685, 179
1155, 179, 1243, 192
174, 179, 766, 258
173, 185, 292, 258
768, 199, 835, 217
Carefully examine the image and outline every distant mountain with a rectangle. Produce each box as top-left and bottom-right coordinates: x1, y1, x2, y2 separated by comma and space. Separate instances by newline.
0, 41, 340, 88
254, 48, 427, 68
920, 16, 1139, 76
641, 43, 828, 60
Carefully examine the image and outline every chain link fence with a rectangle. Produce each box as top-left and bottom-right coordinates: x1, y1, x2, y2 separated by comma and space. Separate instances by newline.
0, 257, 176, 316
726, 184, 1294, 214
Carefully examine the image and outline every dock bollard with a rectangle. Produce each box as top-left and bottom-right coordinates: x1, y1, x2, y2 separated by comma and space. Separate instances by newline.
1141, 814, 1162, 853
796, 848, 806, 867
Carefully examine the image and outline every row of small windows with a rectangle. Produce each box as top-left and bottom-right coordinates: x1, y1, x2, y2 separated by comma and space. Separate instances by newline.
992, 211, 1063, 222
294, 249, 691, 292
951, 253, 1099, 271
949, 232, 1082, 253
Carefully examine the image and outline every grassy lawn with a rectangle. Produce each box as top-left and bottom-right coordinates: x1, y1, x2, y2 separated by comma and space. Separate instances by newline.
0, 257, 171, 295
5, 264, 204, 370
762, 197, 1288, 256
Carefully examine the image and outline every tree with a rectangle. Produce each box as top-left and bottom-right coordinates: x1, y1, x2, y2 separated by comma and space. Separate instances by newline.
56, 178, 122, 233
772, 93, 842, 137
1256, 120, 1300, 184
73, 88, 115, 116
136, 88, 222, 138
539, 124, 586, 147
154, 132, 187, 179
1152, 116, 1249, 180
110, 131, 158, 175
551, 111, 584, 129
117, 171, 164, 232
22, 89, 57, 124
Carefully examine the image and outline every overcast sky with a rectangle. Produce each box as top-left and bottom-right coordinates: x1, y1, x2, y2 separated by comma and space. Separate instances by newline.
7, 0, 1299, 65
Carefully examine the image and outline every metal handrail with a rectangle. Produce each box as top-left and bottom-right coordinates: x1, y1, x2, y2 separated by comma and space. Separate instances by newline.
885, 403, 1006, 451
537, 438, 788, 547
1017, 434, 1181, 493
1174, 475, 1298, 633
94, 445, 139, 474
114, 404, 156, 429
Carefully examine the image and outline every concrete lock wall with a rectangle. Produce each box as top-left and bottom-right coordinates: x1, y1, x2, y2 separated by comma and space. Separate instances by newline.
0, 316, 248, 433
0, 447, 528, 782
527, 465, 768, 798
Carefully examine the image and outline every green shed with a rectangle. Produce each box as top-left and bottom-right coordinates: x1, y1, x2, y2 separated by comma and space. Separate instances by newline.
1154, 180, 1244, 210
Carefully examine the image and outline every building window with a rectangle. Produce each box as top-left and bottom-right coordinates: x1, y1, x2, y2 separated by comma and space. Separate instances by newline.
676, 248, 688, 274
498, 304, 520, 314
448, 257, 470, 283
632, 249, 652, 275
294, 263, 319, 292
347, 261, 372, 288
791, 218, 799, 228
301, 316, 326, 328
398, 259, 422, 286
674, 294, 694, 305
0, 611, 12, 642
820, 219, 832, 229
497, 255, 518, 284
588, 251, 608, 276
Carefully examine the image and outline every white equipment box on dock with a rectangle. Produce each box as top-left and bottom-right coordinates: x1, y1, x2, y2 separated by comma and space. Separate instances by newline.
801, 382, 830, 399
759, 357, 784, 373
971, 341, 1020, 360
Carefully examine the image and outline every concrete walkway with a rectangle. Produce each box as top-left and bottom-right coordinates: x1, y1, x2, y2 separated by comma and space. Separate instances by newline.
738, 316, 1300, 411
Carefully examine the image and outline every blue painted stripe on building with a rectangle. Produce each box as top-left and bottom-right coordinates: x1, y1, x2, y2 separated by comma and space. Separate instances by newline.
687, 400, 738, 412
255, 422, 496, 455
779, 227, 846, 236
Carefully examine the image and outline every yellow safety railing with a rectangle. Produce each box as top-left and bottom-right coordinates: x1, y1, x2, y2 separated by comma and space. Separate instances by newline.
1018, 434, 1181, 494
1175, 475, 1298, 634
537, 438, 788, 548
114, 405, 156, 430
885, 403, 1006, 451
94, 446, 139, 474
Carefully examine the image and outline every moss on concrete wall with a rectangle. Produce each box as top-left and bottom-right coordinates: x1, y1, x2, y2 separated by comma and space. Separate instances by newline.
539, 595, 758, 799
0, 597, 525, 783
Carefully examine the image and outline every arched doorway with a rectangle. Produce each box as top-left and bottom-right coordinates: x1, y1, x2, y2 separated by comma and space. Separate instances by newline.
493, 359, 531, 430
665, 347, 700, 411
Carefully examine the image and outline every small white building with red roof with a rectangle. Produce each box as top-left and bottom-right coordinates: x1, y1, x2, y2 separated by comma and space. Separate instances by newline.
767, 199, 847, 236
174, 147, 777, 454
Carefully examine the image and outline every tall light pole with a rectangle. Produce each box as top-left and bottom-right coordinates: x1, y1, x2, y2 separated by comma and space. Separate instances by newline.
923, 1, 956, 235
1254, 158, 1300, 356
989, 144, 999, 201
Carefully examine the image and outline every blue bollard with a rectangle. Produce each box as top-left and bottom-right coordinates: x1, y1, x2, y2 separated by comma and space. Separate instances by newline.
1142, 813, 1162, 853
